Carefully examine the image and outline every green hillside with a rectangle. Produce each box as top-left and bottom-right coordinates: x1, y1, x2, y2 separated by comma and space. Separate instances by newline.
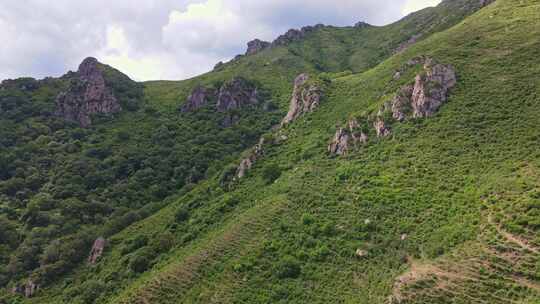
1, 0, 539, 303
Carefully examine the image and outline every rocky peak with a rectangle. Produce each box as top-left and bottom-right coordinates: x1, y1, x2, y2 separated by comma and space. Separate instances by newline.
216, 77, 259, 112
246, 39, 271, 55
55, 57, 121, 127
88, 237, 106, 264
281, 74, 322, 126
354, 21, 372, 28
181, 86, 215, 112
272, 29, 304, 46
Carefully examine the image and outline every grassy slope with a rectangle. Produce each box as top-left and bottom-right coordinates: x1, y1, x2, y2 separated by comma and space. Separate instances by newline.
6, 0, 538, 303
107, 0, 539, 303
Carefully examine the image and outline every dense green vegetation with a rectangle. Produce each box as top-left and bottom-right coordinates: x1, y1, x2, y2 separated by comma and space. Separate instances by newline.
1, 0, 539, 303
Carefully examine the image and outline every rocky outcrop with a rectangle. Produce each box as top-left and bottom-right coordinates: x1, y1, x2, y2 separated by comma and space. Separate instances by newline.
328, 119, 368, 156
181, 86, 215, 112
410, 59, 456, 118
354, 21, 372, 28
272, 29, 304, 46
213, 61, 224, 70
374, 117, 391, 137
11, 280, 39, 298
329, 57, 456, 157
235, 137, 265, 179
88, 237, 106, 264
281, 74, 322, 126
55, 57, 121, 127
391, 85, 414, 121
242, 24, 325, 57
24, 280, 38, 298
216, 77, 259, 112
246, 39, 271, 55
271, 24, 324, 47
328, 127, 351, 156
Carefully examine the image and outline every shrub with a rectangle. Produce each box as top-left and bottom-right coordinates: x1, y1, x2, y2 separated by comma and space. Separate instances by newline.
129, 248, 155, 273
262, 164, 281, 184
275, 256, 301, 279
175, 207, 190, 223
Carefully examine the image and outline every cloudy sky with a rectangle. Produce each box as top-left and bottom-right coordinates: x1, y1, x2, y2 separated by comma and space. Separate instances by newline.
0, 0, 441, 82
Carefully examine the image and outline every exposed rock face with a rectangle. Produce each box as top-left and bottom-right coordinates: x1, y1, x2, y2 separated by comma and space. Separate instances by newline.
281, 74, 322, 126
24, 280, 38, 298
354, 21, 371, 28
391, 85, 414, 121
235, 137, 265, 179
216, 77, 259, 112
272, 29, 304, 46
181, 86, 215, 112
328, 127, 351, 156
88, 237, 106, 264
374, 117, 391, 137
12, 280, 40, 298
411, 60, 456, 118
55, 57, 121, 127
246, 39, 271, 55
328, 119, 368, 156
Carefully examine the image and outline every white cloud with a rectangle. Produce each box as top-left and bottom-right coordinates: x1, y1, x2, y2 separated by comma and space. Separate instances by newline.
402, 0, 442, 15
0, 0, 442, 82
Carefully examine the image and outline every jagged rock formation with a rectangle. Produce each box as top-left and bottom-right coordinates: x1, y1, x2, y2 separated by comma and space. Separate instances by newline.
235, 137, 265, 179
354, 21, 372, 28
11, 280, 39, 298
328, 127, 351, 156
272, 29, 304, 47
246, 39, 271, 55
25, 280, 38, 298
216, 77, 259, 112
328, 119, 368, 156
391, 85, 414, 121
411, 59, 457, 118
55, 57, 121, 127
181, 86, 215, 112
373, 117, 391, 137
88, 237, 106, 264
330, 57, 456, 156
243, 24, 326, 56
281, 74, 322, 126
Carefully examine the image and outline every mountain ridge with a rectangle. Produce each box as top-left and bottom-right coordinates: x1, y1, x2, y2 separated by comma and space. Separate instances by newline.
2, 0, 539, 303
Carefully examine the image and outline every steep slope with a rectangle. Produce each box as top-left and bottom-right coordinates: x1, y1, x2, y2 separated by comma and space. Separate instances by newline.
1, 0, 532, 303
105, 0, 538, 303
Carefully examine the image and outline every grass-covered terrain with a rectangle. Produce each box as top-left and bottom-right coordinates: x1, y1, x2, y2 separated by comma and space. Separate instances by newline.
1, 0, 539, 303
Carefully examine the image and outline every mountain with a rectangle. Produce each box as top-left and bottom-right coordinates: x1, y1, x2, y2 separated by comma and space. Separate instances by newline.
1, 0, 539, 303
